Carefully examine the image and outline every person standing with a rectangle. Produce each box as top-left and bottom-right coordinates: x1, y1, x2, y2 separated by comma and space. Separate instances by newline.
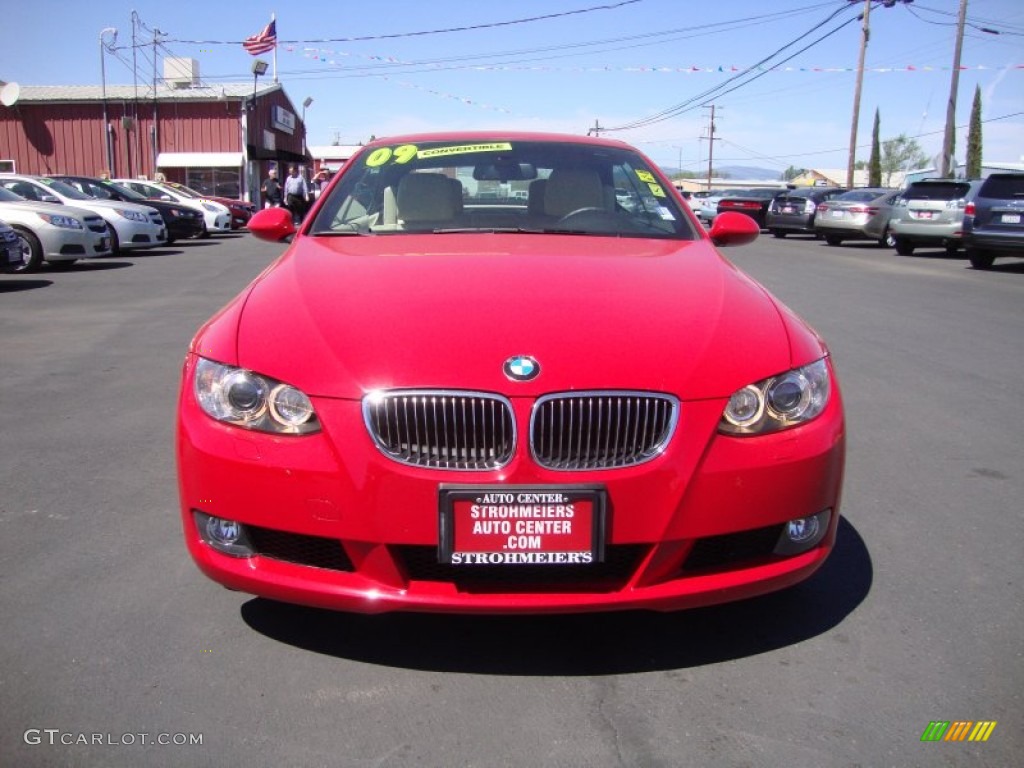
283, 165, 310, 223
261, 168, 282, 209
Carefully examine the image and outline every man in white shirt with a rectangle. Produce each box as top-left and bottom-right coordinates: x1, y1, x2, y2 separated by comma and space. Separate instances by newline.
283, 165, 310, 224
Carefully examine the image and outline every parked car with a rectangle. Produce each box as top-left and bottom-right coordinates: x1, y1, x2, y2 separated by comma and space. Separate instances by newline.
695, 189, 739, 226
962, 173, 1024, 269
0, 219, 23, 273
716, 188, 784, 229
888, 178, 984, 256
53, 176, 205, 244
0, 174, 165, 254
113, 179, 232, 236
765, 187, 847, 238
814, 188, 900, 246
158, 180, 255, 229
0, 186, 112, 272
177, 131, 845, 615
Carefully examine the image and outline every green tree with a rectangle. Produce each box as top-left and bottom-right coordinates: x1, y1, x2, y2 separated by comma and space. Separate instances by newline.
782, 166, 808, 181
966, 85, 983, 178
882, 134, 928, 186
868, 109, 882, 187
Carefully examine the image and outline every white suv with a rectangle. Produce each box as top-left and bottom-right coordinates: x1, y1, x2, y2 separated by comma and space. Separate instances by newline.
0, 174, 166, 254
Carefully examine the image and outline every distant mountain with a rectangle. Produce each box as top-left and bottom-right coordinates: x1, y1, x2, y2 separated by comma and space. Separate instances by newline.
716, 165, 782, 181
659, 165, 783, 181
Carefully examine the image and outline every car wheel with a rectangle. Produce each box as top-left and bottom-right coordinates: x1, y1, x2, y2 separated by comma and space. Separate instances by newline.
967, 249, 995, 270
199, 223, 211, 239
824, 235, 842, 246
884, 230, 897, 248
945, 244, 960, 258
166, 236, 176, 245
894, 238, 914, 256
11, 227, 43, 273
108, 226, 121, 255
771, 230, 786, 238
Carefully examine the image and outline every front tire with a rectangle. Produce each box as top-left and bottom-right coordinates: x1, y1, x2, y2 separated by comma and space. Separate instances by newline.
108, 226, 120, 255
771, 229, 786, 238
967, 249, 995, 270
11, 227, 43, 273
824, 235, 842, 246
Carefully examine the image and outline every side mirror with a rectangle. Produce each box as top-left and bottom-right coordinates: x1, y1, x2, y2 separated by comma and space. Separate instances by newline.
708, 211, 761, 247
247, 207, 296, 242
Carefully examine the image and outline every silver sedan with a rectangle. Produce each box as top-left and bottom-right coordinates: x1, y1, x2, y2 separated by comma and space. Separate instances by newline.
815, 188, 900, 246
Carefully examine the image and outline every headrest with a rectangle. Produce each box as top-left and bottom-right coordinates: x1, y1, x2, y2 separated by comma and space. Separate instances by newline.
544, 169, 604, 217
397, 173, 458, 223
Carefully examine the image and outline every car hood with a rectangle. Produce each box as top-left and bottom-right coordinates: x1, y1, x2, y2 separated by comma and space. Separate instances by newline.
212, 234, 814, 400
0, 199, 103, 222
65, 198, 158, 216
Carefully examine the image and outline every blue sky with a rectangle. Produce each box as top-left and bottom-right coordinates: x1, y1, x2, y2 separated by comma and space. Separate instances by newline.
4, 1, 1022, 175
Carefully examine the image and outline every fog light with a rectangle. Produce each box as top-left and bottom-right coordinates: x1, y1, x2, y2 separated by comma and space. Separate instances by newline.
774, 509, 831, 556
193, 511, 255, 557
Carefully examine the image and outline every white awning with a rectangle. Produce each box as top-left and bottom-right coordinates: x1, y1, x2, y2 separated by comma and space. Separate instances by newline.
156, 152, 243, 168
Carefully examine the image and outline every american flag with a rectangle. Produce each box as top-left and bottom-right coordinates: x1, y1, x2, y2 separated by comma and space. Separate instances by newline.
243, 19, 277, 55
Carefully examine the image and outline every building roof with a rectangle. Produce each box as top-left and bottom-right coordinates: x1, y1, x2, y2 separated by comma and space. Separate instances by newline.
14, 82, 281, 103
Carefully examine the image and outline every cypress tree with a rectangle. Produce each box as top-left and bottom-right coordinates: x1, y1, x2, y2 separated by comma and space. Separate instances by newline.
966, 85, 983, 179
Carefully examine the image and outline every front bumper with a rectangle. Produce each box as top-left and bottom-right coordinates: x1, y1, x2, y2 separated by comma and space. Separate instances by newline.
177, 357, 845, 614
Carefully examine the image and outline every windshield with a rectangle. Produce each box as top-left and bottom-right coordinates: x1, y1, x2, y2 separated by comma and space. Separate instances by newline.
39, 178, 92, 200
310, 139, 696, 239
836, 189, 887, 202
165, 182, 201, 198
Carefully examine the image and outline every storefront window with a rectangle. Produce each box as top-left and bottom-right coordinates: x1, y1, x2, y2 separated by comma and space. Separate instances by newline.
185, 167, 241, 199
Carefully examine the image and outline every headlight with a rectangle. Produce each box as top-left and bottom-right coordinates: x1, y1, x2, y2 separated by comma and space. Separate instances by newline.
116, 208, 149, 222
35, 212, 83, 229
719, 358, 830, 435
193, 358, 320, 435
201, 203, 220, 212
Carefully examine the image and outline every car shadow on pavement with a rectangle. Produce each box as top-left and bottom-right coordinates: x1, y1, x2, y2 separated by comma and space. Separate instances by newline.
0, 278, 53, 292
241, 517, 872, 675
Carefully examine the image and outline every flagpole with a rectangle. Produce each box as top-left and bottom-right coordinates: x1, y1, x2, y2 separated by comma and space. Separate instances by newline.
272, 12, 278, 83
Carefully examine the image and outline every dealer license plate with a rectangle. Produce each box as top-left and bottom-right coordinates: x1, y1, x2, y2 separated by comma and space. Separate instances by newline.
912, 210, 936, 220
1001, 213, 1020, 224
439, 485, 606, 565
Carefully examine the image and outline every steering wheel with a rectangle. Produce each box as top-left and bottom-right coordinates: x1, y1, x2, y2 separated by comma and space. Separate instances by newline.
556, 206, 608, 225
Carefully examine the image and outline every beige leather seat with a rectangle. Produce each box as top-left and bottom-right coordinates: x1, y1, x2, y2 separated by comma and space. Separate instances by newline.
543, 169, 605, 218
396, 173, 459, 228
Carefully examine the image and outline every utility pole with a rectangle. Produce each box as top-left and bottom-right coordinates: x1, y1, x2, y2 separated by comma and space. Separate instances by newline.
587, 119, 605, 137
702, 104, 720, 191
846, 0, 871, 189
940, 0, 969, 177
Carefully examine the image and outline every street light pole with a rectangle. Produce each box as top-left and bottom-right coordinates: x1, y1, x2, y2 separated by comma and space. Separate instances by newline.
302, 96, 313, 161
99, 28, 117, 176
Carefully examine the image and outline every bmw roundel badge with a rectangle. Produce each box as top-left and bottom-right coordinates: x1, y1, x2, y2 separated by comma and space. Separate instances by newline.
503, 355, 540, 382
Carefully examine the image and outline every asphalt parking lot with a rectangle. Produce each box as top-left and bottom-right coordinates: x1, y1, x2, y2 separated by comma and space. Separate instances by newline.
1, 231, 1021, 767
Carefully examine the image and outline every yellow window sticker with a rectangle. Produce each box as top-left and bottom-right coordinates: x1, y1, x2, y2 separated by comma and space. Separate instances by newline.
648, 183, 666, 198
417, 143, 513, 159
635, 170, 656, 183
364, 144, 419, 167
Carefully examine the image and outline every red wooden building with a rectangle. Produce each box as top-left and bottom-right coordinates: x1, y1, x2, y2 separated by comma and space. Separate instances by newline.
0, 60, 308, 204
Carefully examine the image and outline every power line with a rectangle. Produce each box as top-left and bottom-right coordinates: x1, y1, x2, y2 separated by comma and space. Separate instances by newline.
603, 3, 862, 133
164, 1, 643, 46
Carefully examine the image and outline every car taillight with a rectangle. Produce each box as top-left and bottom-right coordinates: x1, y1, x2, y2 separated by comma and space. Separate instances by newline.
818, 204, 829, 212
866, 207, 878, 215
848, 205, 868, 214
965, 202, 976, 215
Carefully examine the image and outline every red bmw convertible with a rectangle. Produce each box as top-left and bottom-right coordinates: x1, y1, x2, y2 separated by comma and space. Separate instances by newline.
177, 132, 845, 614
